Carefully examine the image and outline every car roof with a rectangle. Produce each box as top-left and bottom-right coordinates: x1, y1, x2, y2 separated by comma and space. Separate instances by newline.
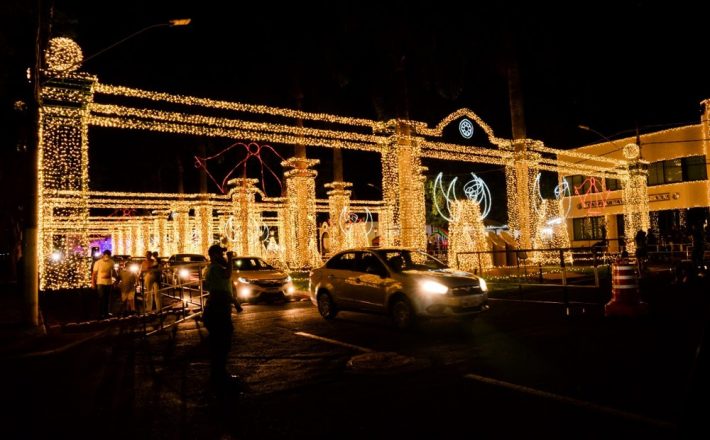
334, 247, 418, 253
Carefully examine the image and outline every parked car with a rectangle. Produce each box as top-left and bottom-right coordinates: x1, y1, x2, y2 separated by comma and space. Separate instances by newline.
309, 247, 489, 329
166, 253, 208, 286
231, 256, 295, 303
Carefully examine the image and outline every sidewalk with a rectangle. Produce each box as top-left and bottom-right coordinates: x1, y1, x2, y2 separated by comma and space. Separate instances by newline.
0, 282, 311, 359
0, 283, 113, 359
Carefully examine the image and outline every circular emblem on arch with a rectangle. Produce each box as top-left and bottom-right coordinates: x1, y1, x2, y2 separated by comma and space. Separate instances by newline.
459, 118, 474, 139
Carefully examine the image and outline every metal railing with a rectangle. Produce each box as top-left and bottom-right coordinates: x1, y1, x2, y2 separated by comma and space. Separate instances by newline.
138, 261, 210, 337
454, 246, 606, 289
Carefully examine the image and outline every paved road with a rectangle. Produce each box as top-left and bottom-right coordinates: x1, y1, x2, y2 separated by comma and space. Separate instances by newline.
4, 284, 707, 439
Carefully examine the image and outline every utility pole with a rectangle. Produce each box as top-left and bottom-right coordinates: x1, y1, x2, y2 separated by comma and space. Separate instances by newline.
23, 0, 51, 330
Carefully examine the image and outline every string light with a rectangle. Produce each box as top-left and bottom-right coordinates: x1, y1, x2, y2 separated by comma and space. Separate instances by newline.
325, 181, 352, 255
447, 200, 492, 272
38, 45, 665, 288
282, 158, 321, 269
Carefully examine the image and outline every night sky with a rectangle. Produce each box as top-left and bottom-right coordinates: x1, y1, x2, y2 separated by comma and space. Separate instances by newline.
1, 1, 709, 219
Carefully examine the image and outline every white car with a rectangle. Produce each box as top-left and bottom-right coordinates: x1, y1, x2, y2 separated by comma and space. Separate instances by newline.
309, 247, 489, 329
231, 256, 295, 303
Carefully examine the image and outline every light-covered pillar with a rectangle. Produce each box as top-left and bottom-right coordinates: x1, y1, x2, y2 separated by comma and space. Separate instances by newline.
381, 122, 426, 249
227, 178, 262, 256
140, 219, 151, 255
621, 144, 650, 253
194, 198, 213, 256
38, 43, 97, 289
113, 226, 125, 255
505, 143, 537, 250
172, 203, 190, 254
129, 223, 139, 257
325, 181, 352, 255
282, 157, 320, 268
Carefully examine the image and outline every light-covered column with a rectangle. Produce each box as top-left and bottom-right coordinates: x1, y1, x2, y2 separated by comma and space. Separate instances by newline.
172, 203, 190, 254
227, 178, 262, 256
325, 181, 352, 255
381, 122, 427, 249
38, 40, 97, 289
194, 199, 213, 256
140, 219, 151, 255
113, 226, 125, 255
129, 223, 140, 257
282, 157, 320, 268
505, 143, 537, 250
621, 144, 650, 253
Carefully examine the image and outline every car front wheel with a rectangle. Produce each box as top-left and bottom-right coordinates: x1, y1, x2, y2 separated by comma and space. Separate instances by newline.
392, 297, 415, 329
317, 292, 337, 320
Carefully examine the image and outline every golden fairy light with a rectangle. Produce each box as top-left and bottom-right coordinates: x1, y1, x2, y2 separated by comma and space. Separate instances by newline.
325, 181, 352, 255
447, 200, 492, 273
37, 42, 664, 289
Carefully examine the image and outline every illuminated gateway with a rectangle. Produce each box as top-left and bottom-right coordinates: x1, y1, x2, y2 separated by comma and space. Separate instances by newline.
39, 37, 660, 290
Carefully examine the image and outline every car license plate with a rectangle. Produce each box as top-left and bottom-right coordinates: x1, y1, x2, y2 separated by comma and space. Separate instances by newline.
461, 298, 475, 307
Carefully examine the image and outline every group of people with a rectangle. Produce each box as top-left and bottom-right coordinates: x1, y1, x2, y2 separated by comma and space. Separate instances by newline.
90, 245, 246, 393
90, 250, 163, 318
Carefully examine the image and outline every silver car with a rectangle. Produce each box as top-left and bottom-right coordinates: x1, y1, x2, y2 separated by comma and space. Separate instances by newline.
309, 247, 489, 329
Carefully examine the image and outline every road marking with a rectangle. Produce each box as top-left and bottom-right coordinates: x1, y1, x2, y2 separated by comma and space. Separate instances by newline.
464, 373, 674, 430
294, 331, 373, 353
488, 298, 599, 306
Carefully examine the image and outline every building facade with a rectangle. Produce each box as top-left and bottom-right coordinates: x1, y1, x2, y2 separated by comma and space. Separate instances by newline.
562, 100, 710, 251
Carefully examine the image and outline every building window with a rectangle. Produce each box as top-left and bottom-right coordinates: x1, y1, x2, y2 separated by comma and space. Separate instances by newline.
648, 162, 664, 186
573, 216, 604, 241
664, 158, 683, 183
684, 155, 707, 181
647, 155, 707, 186
605, 178, 621, 191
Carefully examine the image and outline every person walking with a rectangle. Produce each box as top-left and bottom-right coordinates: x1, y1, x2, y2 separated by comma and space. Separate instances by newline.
203, 244, 243, 391
91, 250, 117, 319
140, 251, 160, 313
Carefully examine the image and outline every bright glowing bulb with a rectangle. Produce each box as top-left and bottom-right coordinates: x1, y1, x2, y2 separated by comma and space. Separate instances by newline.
420, 280, 449, 295
479, 278, 488, 292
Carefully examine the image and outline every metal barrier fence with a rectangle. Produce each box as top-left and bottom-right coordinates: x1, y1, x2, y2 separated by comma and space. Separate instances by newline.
454, 247, 609, 289
137, 261, 210, 337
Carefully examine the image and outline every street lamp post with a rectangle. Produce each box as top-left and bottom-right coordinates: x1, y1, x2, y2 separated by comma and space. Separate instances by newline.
56, 18, 191, 73
23, 17, 191, 329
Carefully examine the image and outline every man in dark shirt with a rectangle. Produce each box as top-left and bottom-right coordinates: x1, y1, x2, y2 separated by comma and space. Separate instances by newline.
203, 244, 243, 391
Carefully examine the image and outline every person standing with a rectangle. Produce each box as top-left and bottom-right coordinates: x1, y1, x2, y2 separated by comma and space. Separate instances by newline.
118, 265, 137, 315
91, 250, 117, 319
140, 251, 160, 313
203, 244, 243, 390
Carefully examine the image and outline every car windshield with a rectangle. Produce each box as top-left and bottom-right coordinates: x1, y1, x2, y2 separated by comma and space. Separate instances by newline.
233, 258, 273, 271
375, 249, 448, 272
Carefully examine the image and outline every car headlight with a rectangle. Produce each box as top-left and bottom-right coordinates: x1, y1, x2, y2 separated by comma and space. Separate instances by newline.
129, 263, 140, 274
237, 277, 249, 284
179, 268, 190, 279
479, 278, 488, 292
420, 280, 449, 295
